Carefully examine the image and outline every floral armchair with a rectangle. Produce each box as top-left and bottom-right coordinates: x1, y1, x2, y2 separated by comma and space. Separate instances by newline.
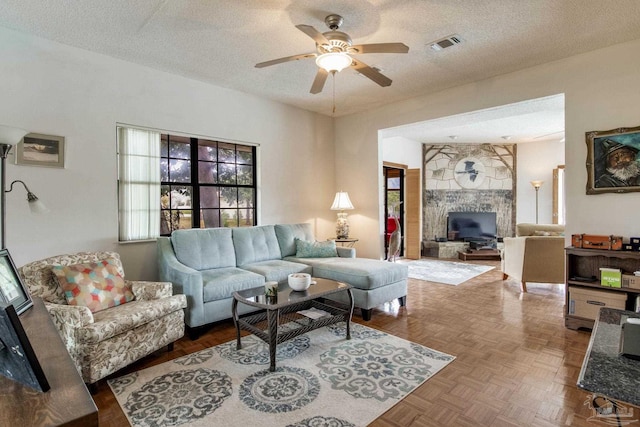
18, 251, 187, 386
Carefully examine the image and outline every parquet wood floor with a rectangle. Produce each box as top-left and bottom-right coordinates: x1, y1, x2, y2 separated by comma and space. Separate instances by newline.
91, 259, 640, 426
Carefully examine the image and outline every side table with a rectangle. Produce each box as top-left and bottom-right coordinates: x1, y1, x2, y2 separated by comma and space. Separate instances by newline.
332, 238, 358, 248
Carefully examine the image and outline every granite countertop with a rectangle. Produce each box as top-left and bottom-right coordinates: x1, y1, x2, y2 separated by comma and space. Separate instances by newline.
578, 308, 640, 406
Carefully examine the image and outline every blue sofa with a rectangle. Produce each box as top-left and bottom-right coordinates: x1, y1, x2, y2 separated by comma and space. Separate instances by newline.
157, 223, 407, 332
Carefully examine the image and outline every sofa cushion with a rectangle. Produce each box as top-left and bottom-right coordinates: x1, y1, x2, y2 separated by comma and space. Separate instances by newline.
240, 259, 312, 283
516, 223, 565, 237
200, 267, 265, 302
51, 259, 134, 313
286, 257, 408, 290
171, 228, 236, 270
233, 225, 282, 266
295, 238, 338, 258
275, 223, 316, 257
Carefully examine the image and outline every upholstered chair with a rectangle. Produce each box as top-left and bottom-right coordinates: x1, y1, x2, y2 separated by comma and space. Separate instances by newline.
18, 251, 187, 388
501, 223, 566, 292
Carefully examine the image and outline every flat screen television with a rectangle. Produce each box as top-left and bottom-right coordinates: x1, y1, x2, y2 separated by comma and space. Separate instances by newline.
447, 212, 497, 241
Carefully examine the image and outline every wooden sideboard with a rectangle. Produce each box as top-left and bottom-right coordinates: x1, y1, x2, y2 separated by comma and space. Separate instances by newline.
0, 297, 98, 426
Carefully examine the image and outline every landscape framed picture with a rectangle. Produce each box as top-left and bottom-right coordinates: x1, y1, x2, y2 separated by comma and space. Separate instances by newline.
0, 249, 33, 315
585, 125, 640, 194
15, 132, 65, 168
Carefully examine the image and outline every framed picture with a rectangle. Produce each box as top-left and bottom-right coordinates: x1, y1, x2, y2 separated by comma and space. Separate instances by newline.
586, 125, 640, 194
0, 302, 49, 391
0, 249, 33, 315
15, 132, 65, 168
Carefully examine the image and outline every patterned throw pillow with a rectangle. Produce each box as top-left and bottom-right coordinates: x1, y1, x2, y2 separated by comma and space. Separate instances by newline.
51, 258, 134, 313
295, 238, 338, 258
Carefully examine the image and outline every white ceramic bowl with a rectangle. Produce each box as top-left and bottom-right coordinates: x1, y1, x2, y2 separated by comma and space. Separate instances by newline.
288, 273, 311, 291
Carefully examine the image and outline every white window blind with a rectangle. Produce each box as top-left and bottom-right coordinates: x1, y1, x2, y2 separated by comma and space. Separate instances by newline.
117, 127, 161, 241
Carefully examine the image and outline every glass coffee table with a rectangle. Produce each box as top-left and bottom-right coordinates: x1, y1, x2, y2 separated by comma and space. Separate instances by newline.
232, 277, 353, 372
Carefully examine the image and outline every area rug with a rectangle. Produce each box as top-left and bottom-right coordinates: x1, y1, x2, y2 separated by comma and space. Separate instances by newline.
108, 323, 455, 427
401, 259, 495, 285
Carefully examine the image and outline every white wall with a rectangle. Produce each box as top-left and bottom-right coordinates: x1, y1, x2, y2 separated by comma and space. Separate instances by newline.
516, 140, 565, 225
381, 136, 423, 169
0, 27, 336, 279
335, 38, 640, 258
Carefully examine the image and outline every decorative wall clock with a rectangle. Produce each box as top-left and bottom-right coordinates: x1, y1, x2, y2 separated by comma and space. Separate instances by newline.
454, 157, 486, 189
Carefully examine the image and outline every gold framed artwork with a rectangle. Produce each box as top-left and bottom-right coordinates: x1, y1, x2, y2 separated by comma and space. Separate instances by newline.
585, 126, 640, 194
15, 133, 65, 168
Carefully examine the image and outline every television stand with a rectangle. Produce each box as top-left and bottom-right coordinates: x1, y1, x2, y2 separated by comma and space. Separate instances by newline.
458, 248, 501, 261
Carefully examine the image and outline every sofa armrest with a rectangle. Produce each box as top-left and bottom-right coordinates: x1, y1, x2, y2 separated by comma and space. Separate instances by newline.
43, 301, 93, 370
129, 281, 173, 300
158, 237, 206, 326
501, 237, 527, 281
337, 247, 356, 258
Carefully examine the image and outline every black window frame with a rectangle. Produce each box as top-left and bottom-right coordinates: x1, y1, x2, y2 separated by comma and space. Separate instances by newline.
160, 134, 257, 235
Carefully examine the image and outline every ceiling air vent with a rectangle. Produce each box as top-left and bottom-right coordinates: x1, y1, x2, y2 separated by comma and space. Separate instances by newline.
429, 34, 462, 51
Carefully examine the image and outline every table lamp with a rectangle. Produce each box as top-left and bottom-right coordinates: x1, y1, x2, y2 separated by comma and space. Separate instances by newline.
330, 191, 354, 239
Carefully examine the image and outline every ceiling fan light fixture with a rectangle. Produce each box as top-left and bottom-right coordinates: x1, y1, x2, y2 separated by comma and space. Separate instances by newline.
316, 52, 352, 72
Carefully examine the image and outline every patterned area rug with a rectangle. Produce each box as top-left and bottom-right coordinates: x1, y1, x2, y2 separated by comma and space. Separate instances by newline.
402, 259, 495, 285
109, 323, 454, 427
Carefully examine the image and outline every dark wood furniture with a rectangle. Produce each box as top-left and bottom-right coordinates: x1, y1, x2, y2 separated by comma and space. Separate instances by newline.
0, 297, 98, 426
458, 248, 501, 261
565, 247, 640, 330
232, 278, 353, 372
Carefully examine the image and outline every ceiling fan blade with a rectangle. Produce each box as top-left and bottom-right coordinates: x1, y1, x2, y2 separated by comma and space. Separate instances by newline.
349, 43, 409, 54
255, 53, 317, 68
350, 59, 392, 87
295, 24, 330, 46
310, 68, 329, 94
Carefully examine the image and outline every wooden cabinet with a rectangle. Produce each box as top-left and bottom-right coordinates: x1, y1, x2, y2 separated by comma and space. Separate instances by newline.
0, 298, 98, 426
565, 247, 640, 330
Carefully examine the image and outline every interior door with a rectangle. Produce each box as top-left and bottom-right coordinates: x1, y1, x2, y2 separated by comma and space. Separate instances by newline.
405, 169, 420, 259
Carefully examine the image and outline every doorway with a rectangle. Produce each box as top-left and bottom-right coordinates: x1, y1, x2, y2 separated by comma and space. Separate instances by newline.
384, 165, 404, 259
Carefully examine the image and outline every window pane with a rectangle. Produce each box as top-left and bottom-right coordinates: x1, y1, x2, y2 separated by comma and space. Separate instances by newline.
201, 209, 220, 228
161, 135, 168, 157
198, 140, 217, 161
237, 165, 253, 185
238, 208, 254, 226
169, 159, 191, 182
220, 188, 237, 208
198, 161, 217, 184
218, 143, 235, 163
160, 158, 169, 181
238, 188, 254, 208
199, 187, 220, 209
218, 163, 236, 184
221, 209, 238, 227
170, 186, 192, 208
237, 146, 253, 165
177, 209, 193, 229
169, 136, 191, 159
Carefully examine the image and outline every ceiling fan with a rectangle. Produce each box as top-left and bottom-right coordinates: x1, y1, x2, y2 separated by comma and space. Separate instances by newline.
255, 14, 409, 94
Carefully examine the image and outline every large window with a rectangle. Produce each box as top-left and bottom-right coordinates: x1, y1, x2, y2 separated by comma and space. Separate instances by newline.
118, 126, 257, 241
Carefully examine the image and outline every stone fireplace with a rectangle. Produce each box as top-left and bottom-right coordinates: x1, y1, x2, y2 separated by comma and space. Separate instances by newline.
422, 144, 516, 246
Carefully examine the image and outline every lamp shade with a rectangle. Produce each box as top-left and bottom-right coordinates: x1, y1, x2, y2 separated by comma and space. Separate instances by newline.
316, 52, 352, 73
330, 191, 354, 210
0, 125, 28, 145
530, 180, 544, 189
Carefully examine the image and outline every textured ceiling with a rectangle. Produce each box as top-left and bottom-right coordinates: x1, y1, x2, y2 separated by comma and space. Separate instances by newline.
1, 0, 639, 141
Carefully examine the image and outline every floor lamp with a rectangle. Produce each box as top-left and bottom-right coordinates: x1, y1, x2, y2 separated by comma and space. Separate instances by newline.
0, 125, 48, 249
530, 180, 543, 224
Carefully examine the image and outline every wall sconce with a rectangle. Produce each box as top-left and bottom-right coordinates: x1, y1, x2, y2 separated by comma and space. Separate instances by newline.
0, 125, 48, 249
530, 180, 544, 224
330, 191, 354, 239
